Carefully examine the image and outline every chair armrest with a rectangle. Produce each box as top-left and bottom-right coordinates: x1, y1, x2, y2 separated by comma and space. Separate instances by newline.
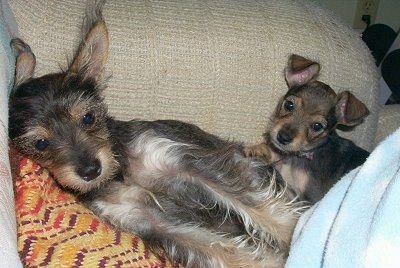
375, 104, 400, 146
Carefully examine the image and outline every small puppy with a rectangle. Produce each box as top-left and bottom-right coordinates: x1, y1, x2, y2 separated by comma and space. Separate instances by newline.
244, 54, 370, 204
8, 3, 303, 268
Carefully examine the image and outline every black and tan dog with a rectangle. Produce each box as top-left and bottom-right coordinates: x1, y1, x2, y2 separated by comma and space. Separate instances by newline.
245, 54, 370, 204
8, 3, 304, 268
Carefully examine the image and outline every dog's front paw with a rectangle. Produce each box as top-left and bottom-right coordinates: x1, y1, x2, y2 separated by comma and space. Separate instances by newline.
243, 143, 269, 158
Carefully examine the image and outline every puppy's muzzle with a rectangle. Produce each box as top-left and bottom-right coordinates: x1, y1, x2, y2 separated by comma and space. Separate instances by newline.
277, 130, 293, 145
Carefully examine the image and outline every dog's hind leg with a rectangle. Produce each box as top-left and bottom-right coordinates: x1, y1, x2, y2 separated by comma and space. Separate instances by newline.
86, 181, 283, 268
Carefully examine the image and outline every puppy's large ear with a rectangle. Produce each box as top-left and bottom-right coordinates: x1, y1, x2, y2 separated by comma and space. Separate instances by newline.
336, 91, 369, 126
11, 38, 36, 88
285, 54, 320, 87
68, 3, 108, 83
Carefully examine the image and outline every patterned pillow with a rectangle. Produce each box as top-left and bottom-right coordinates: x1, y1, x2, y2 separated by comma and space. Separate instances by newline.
15, 157, 177, 268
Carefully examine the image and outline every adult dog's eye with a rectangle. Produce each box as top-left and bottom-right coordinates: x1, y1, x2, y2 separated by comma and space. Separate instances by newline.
284, 100, 294, 112
82, 112, 95, 125
35, 139, 50, 150
311, 122, 324, 132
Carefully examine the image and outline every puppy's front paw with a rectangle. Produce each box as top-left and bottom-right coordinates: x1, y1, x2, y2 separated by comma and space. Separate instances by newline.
243, 143, 269, 158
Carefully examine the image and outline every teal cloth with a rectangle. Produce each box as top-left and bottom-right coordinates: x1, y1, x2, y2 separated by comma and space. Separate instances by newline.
0, 0, 17, 94
0, 1, 21, 267
286, 127, 400, 268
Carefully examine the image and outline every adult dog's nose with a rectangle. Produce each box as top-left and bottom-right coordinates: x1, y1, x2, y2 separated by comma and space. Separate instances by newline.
77, 159, 102, 181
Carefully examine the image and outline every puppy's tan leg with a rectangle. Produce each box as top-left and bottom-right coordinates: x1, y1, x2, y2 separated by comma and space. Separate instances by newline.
244, 142, 270, 159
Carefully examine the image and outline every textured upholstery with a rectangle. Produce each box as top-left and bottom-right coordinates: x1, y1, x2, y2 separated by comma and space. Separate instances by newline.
10, 0, 379, 150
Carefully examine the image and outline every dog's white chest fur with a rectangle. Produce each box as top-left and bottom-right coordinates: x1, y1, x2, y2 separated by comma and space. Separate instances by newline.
275, 161, 309, 199
125, 130, 189, 187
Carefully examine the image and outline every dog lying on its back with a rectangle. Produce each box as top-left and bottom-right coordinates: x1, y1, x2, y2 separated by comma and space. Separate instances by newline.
245, 54, 370, 204
8, 3, 304, 267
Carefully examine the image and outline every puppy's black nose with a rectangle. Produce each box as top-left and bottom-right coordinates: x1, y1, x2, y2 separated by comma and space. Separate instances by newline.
277, 131, 293, 145
78, 159, 102, 181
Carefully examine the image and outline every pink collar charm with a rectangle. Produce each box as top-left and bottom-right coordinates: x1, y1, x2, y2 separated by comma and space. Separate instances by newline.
299, 151, 314, 160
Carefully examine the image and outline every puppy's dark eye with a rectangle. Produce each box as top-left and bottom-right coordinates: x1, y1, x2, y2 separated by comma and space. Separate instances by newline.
35, 139, 49, 150
284, 100, 294, 112
82, 112, 95, 125
311, 122, 324, 132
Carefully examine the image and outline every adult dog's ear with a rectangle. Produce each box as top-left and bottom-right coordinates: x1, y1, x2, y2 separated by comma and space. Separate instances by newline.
284, 54, 320, 87
11, 38, 36, 88
68, 1, 108, 83
336, 91, 369, 126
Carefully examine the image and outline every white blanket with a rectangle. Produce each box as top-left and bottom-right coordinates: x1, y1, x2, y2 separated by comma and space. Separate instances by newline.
286, 127, 400, 268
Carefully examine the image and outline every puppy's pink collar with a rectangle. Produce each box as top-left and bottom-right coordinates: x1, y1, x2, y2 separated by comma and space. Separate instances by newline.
298, 151, 314, 160
297, 138, 331, 161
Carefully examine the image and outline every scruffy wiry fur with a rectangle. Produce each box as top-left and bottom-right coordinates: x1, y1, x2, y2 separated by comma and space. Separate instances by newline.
9, 2, 304, 267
